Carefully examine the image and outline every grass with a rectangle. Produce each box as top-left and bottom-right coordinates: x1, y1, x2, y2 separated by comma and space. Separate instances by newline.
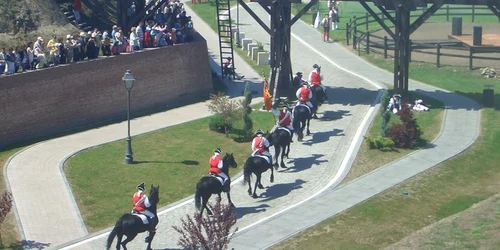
342, 91, 445, 183
272, 47, 500, 250
0, 147, 24, 249
188, 1, 271, 79
65, 107, 275, 232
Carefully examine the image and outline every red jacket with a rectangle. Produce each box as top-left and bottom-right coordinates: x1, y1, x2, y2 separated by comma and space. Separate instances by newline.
279, 110, 291, 127
299, 87, 311, 102
133, 191, 146, 212
311, 71, 321, 86
74, 0, 82, 11
209, 155, 222, 174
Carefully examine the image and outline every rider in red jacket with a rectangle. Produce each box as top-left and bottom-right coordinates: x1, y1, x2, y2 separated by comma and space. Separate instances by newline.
209, 148, 228, 188
132, 183, 154, 218
308, 64, 328, 99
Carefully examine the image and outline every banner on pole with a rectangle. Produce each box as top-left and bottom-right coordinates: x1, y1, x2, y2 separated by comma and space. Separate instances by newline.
314, 11, 321, 29
263, 77, 272, 111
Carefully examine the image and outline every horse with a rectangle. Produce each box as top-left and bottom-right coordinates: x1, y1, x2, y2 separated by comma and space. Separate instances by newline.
266, 127, 291, 169
195, 153, 238, 216
243, 153, 274, 198
310, 85, 326, 119
292, 104, 312, 142
106, 185, 160, 250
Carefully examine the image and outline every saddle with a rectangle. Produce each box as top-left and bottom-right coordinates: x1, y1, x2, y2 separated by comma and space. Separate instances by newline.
208, 173, 225, 186
252, 152, 272, 164
131, 210, 153, 224
277, 126, 292, 137
296, 103, 312, 115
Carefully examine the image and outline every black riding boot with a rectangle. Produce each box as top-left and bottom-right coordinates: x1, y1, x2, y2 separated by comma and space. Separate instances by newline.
223, 181, 230, 192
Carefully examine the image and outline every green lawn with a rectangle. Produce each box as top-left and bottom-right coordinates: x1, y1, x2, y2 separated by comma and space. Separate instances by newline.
273, 43, 500, 250
65, 108, 275, 232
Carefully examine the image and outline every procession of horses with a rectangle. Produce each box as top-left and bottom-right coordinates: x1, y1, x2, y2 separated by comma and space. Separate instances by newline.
106, 79, 326, 250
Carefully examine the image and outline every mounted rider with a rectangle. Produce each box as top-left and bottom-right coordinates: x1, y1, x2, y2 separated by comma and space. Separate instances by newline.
272, 103, 294, 142
132, 183, 154, 219
292, 72, 306, 92
251, 129, 272, 165
295, 81, 314, 111
308, 64, 328, 99
209, 148, 229, 192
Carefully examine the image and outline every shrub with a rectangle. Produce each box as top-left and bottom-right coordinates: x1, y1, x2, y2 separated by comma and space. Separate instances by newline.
207, 93, 241, 134
241, 83, 253, 134
173, 200, 238, 250
0, 191, 13, 247
209, 115, 232, 134
387, 105, 422, 148
365, 136, 395, 151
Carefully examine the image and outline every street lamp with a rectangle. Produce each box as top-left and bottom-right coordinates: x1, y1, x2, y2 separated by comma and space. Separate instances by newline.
123, 70, 135, 164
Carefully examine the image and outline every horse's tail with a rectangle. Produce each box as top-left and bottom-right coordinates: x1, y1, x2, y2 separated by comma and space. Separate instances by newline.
194, 187, 202, 211
243, 159, 252, 185
106, 223, 119, 250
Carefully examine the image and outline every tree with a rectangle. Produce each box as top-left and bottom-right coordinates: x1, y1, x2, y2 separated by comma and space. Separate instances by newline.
387, 105, 422, 148
241, 83, 253, 135
0, 191, 13, 248
207, 93, 241, 134
173, 200, 238, 250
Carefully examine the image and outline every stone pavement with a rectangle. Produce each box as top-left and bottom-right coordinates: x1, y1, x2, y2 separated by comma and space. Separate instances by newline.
4, 2, 480, 250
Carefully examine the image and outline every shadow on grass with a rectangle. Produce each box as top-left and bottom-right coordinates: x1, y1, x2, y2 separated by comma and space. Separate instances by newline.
134, 160, 200, 165
302, 129, 345, 145
233, 204, 270, 219
258, 179, 306, 202
280, 154, 327, 173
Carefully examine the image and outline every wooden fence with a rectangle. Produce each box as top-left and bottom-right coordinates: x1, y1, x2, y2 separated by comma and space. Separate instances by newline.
345, 5, 500, 69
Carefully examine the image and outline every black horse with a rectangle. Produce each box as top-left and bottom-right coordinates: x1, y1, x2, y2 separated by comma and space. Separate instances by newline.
293, 104, 312, 142
243, 153, 274, 198
266, 128, 291, 169
310, 85, 326, 119
106, 185, 160, 250
195, 153, 237, 216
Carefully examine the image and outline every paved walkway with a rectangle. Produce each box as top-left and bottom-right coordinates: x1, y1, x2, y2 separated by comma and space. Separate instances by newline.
4, 2, 480, 250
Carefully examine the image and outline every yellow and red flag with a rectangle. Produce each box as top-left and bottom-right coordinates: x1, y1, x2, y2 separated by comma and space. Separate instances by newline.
263, 77, 272, 111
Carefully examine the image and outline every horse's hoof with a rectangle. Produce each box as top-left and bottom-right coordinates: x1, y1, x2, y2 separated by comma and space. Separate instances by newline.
281, 165, 287, 168
252, 194, 258, 198
258, 184, 265, 189
248, 190, 252, 196
145, 236, 150, 243
270, 177, 274, 183
230, 203, 235, 208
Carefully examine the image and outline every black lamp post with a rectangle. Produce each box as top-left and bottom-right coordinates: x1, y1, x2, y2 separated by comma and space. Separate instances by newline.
123, 70, 135, 164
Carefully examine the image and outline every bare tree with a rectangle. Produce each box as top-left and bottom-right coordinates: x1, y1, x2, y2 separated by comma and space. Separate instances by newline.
173, 200, 238, 250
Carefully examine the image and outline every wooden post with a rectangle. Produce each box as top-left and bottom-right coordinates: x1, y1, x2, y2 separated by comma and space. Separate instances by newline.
353, 16, 357, 49
365, 12, 369, 31
472, 5, 475, 23
408, 39, 412, 61
384, 36, 388, 59
436, 43, 441, 68
346, 22, 350, 45
446, 5, 449, 22
366, 31, 370, 54
469, 47, 473, 70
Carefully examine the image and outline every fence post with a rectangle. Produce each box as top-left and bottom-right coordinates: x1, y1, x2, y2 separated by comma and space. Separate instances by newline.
446, 5, 449, 22
365, 12, 369, 31
384, 36, 388, 59
381, 13, 385, 24
346, 22, 350, 45
469, 47, 473, 70
366, 31, 370, 54
353, 16, 357, 50
408, 39, 412, 61
436, 43, 441, 68
472, 5, 475, 23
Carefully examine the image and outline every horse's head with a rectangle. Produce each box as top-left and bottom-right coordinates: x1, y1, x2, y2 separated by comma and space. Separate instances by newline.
148, 184, 160, 205
223, 153, 237, 169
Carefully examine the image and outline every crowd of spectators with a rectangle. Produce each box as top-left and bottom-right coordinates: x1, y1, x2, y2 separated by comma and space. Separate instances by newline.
0, 0, 194, 76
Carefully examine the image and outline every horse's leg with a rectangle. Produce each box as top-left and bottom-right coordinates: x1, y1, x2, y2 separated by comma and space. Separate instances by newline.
280, 145, 287, 168
306, 118, 311, 135
121, 233, 137, 250
270, 163, 275, 183
273, 146, 280, 170
252, 174, 260, 198
202, 194, 212, 216
116, 233, 123, 250
285, 143, 291, 158
216, 193, 222, 202
226, 188, 235, 208
247, 173, 253, 196
145, 230, 156, 250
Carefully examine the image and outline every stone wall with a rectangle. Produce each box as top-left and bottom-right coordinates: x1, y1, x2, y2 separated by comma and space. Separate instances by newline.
0, 34, 212, 148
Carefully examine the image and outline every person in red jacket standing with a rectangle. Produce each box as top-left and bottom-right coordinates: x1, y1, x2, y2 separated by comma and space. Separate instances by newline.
209, 148, 229, 190
132, 183, 154, 218
308, 64, 328, 99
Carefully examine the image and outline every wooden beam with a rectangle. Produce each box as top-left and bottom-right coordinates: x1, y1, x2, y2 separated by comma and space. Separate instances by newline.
291, 0, 319, 25
377, 5, 396, 24
487, 2, 500, 21
409, 2, 444, 34
259, 2, 271, 15
359, 0, 395, 39
238, 0, 271, 35
130, 0, 167, 27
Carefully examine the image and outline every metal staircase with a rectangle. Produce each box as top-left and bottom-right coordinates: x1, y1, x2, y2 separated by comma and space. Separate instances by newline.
216, 0, 236, 79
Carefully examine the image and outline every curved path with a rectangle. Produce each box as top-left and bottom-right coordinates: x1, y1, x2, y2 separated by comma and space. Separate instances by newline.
4, 3, 480, 250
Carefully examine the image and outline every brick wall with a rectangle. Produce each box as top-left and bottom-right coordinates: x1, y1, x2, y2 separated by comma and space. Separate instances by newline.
0, 35, 212, 148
